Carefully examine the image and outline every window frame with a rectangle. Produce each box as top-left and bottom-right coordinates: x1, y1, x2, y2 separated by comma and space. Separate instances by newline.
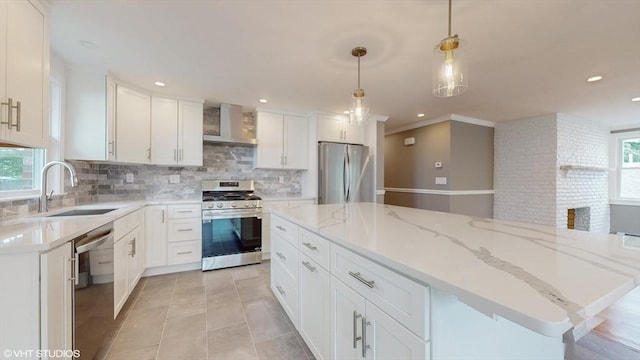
610, 130, 640, 205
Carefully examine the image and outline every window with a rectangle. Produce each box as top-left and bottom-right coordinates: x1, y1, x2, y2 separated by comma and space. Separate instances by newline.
0, 147, 44, 196
620, 137, 640, 199
611, 130, 640, 203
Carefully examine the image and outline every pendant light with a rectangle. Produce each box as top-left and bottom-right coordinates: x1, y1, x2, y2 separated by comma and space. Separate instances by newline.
433, 0, 468, 97
349, 46, 369, 125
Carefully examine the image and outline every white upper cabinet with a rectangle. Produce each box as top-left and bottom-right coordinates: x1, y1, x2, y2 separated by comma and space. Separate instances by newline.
66, 70, 116, 161
151, 98, 203, 166
0, 0, 49, 148
256, 110, 308, 169
178, 100, 203, 166
116, 85, 151, 164
317, 113, 365, 145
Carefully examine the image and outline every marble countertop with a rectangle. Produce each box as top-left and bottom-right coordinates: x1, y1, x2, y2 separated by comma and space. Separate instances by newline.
0, 199, 201, 254
272, 202, 640, 338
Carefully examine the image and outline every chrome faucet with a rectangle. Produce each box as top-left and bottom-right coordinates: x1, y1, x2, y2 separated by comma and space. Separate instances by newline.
40, 161, 78, 212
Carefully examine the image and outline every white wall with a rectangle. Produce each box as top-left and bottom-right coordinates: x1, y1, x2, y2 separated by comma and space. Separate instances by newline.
494, 114, 558, 226
556, 114, 609, 233
494, 113, 610, 233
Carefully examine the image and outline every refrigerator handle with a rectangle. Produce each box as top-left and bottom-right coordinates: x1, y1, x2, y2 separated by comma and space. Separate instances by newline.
343, 149, 348, 202
345, 146, 351, 202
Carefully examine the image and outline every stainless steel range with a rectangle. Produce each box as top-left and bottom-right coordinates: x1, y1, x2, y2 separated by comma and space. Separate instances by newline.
201, 180, 263, 271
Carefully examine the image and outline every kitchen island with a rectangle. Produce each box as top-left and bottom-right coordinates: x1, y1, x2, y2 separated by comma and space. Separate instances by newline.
269, 202, 640, 359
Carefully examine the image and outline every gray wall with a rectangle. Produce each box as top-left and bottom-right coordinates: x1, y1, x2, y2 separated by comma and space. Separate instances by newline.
385, 121, 451, 190
610, 205, 640, 235
384, 120, 494, 218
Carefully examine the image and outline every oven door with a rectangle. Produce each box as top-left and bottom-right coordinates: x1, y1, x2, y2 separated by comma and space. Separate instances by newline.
202, 209, 262, 270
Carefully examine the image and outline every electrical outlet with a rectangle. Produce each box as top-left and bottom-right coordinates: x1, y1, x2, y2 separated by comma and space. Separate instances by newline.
169, 174, 180, 184
435, 162, 443, 168
278, 176, 284, 184
435, 176, 447, 185
125, 173, 134, 183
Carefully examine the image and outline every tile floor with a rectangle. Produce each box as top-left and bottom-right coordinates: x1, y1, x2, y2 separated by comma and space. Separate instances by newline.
102, 261, 314, 360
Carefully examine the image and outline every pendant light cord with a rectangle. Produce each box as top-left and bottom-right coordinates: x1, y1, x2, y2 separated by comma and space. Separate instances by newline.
448, 0, 452, 37
357, 55, 361, 89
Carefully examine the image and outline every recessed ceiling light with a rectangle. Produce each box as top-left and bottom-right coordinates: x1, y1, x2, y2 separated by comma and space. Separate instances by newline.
632, 97, 640, 102
79, 40, 97, 48
587, 76, 603, 82
343, 110, 350, 114
154, 81, 166, 87
259, 98, 268, 103
417, 113, 425, 118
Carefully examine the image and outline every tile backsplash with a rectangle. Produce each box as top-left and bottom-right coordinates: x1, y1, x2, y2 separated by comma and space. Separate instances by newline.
0, 144, 303, 221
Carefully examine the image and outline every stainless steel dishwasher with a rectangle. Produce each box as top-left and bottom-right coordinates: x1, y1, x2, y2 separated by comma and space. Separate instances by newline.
72, 223, 120, 360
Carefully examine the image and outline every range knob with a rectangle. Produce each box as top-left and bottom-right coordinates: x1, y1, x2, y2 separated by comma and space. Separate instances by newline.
206, 203, 214, 209
216, 202, 224, 209
252, 201, 257, 206
230, 202, 237, 208
244, 202, 250, 208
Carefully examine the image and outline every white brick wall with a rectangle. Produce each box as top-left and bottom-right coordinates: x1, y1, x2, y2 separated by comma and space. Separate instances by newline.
494, 113, 610, 233
494, 115, 558, 226
556, 113, 609, 233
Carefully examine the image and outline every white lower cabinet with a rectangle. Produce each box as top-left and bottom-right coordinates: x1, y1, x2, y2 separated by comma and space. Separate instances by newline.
40, 242, 73, 360
113, 209, 144, 317
167, 204, 202, 265
145, 205, 167, 267
298, 254, 331, 360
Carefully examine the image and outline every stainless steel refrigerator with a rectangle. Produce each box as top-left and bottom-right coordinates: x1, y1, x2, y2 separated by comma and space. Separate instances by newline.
318, 142, 373, 204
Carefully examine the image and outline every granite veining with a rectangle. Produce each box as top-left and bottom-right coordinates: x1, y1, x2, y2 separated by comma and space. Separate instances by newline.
272, 202, 640, 338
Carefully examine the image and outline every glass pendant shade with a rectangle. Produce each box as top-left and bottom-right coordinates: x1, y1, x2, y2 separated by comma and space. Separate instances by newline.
349, 88, 369, 125
432, 35, 468, 97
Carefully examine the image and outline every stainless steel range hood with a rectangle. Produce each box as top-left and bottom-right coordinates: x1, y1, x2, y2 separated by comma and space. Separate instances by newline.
203, 103, 257, 146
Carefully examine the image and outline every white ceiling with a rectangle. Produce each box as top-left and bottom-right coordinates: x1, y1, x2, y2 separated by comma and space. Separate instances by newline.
50, 0, 640, 131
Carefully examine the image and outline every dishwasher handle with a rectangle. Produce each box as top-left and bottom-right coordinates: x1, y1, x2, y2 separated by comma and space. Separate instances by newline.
75, 231, 113, 254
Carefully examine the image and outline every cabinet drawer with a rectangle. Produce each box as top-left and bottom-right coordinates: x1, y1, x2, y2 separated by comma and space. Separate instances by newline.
168, 204, 201, 219
271, 232, 298, 282
89, 249, 114, 276
167, 240, 201, 265
299, 228, 330, 270
271, 259, 298, 327
331, 244, 429, 340
271, 215, 298, 246
168, 219, 202, 242
114, 209, 141, 240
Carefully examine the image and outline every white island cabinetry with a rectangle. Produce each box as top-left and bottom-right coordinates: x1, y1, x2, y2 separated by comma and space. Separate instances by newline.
267, 202, 616, 360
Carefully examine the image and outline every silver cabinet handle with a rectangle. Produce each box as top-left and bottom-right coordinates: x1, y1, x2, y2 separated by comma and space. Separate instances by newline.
280, 155, 284, 166
133, 237, 136, 256
179, 149, 183, 161
302, 242, 318, 251
177, 228, 193, 232
147, 148, 151, 160
301, 261, 316, 272
162, 209, 165, 223
275, 252, 286, 261
176, 210, 193, 213
97, 261, 112, 265
109, 141, 115, 155
177, 251, 193, 255
276, 285, 285, 296
349, 271, 375, 288
174, 149, 177, 161
284, 155, 287, 166
275, 225, 286, 232
362, 316, 371, 357
69, 257, 78, 284
353, 311, 362, 349
128, 240, 135, 257
1, 97, 13, 129
14, 101, 21, 131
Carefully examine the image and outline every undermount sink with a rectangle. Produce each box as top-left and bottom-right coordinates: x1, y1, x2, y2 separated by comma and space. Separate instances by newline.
47, 208, 118, 217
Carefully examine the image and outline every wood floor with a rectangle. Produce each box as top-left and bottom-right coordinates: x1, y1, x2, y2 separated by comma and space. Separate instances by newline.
590, 286, 640, 354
